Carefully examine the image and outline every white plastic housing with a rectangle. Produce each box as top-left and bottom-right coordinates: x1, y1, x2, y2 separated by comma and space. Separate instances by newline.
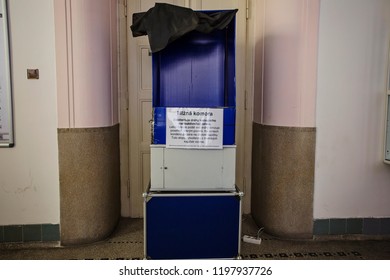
150, 145, 236, 191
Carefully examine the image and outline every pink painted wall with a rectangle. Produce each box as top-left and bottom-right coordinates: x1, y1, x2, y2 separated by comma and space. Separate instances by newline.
254, 0, 319, 128
55, 0, 118, 128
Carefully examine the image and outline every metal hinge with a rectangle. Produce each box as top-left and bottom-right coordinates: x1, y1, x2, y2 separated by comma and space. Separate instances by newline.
124, 0, 128, 17
244, 90, 248, 110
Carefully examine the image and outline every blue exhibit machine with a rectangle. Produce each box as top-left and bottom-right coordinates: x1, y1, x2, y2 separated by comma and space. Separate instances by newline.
131, 4, 242, 259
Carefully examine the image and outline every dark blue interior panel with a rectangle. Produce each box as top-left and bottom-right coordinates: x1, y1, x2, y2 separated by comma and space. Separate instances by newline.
152, 13, 236, 108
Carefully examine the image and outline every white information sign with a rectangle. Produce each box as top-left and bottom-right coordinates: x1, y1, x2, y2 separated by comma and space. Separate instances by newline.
166, 108, 223, 149
0, 0, 13, 147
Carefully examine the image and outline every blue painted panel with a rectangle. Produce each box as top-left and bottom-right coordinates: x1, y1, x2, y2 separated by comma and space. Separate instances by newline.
153, 107, 235, 145
146, 194, 240, 259
153, 107, 166, 144
152, 12, 236, 108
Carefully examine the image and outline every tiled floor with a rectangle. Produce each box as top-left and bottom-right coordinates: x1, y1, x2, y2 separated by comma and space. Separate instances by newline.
0, 216, 390, 260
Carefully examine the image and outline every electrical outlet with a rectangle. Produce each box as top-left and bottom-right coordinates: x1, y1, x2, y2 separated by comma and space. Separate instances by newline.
242, 235, 262, 245
27, 69, 39, 79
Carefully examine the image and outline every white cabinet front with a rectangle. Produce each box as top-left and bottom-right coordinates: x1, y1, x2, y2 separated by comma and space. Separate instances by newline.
150, 145, 236, 191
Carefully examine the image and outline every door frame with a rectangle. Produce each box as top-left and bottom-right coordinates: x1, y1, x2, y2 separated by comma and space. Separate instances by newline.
118, 0, 256, 217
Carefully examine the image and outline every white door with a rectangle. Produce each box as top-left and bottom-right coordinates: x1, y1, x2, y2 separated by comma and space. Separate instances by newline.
123, 0, 249, 217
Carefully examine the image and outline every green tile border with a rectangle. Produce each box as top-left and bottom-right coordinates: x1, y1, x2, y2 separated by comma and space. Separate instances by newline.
314, 218, 390, 236
329, 219, 346, 235
4, 225, 23, 243
42, 224, 60, 241
346, 218, 363, 234
1, 224, 59, 243
313, 219, 329, 235
23, 225, 42, 242
0, 226, 4, 243
363, 218, 381, 235
381, 218, 390, 234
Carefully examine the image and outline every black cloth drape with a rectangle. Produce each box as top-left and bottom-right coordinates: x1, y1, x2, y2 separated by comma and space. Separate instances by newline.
131, 3, 238, 53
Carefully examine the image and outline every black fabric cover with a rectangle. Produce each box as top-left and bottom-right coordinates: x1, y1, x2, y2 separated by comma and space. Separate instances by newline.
131, 3, 238, 53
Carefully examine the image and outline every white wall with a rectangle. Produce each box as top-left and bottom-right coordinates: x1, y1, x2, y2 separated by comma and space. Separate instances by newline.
315, 0, 390, 219
0, 0, 60, 225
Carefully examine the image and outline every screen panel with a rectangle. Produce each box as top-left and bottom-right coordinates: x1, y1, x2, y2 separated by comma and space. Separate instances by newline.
0, 0, 13, 147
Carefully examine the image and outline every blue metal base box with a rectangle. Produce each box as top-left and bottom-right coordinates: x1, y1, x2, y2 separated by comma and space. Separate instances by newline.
144, 188, 243, 259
